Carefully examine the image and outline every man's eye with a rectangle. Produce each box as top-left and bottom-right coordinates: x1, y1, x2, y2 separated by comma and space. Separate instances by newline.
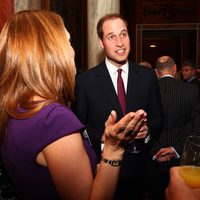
108, 35, 116, 40
121, 32, 127, 38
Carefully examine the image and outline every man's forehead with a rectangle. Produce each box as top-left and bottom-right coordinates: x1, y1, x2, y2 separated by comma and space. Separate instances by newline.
182, 65, 193, 69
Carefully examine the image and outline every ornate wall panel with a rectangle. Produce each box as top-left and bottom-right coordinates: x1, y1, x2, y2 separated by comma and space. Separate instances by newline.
136, 23, 200, 68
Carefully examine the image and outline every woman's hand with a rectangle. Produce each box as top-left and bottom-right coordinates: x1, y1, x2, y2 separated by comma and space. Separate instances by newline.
166, 167, 200, 200
133, 122, 148, 139
102, 109, 147, 159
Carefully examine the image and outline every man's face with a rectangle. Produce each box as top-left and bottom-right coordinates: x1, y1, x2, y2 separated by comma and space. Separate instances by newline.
99, 18, 130, 67
181, 65, 196, 80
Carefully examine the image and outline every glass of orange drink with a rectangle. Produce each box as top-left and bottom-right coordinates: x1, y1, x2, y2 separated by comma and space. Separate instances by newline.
180, 135, 200, 188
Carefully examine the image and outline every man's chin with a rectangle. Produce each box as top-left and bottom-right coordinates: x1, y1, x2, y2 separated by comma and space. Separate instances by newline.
107, 57, 128, 66
117, 60, 127, 65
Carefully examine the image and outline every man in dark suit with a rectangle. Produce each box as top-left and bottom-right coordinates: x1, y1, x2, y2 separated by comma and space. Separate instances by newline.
148, 56, 199, 200
181, 60, 200, 91
73, 13, 164, 200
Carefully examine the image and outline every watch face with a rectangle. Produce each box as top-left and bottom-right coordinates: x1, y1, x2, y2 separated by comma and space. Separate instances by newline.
101, 157, 122, 166
110, 160, 121, 166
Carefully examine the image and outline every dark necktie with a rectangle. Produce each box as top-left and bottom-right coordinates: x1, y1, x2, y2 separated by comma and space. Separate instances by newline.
117, 69, 126, 115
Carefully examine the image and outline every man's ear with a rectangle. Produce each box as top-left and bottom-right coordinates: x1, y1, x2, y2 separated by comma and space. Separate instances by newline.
155, 68, 161, 79
171, 64, 177, 77
192, 68, 196, 75
173, 64, 177, 73
98, 38, 104, 49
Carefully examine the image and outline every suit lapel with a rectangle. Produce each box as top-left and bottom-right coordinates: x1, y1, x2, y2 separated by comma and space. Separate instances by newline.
96, 62, 123, 115
126, 62, 141, 112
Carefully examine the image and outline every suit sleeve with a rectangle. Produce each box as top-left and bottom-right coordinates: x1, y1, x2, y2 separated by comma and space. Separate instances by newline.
72, 75, 88, 124
174, 90, 199, 155
72, 75, 103, 158
146, 71, 164, 147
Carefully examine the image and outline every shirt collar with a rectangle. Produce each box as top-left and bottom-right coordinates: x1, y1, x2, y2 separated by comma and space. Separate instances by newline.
188, 76, 196, 82
159, 74, 174, 79
105, 57, 128, 75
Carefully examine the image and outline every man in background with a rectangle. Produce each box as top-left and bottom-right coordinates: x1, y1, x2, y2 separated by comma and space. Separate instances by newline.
139, 61, 152, 68
181, 60, 200, 89
148, 56, 199, 200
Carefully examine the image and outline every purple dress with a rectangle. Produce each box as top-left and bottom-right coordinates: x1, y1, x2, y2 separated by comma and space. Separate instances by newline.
1, 103, 98, 200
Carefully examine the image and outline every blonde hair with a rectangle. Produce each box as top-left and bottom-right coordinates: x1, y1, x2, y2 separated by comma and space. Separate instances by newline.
0, 10, 76, 138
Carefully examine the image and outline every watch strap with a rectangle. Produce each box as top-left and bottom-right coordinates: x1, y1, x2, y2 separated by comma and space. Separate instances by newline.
101, 157, 122, 167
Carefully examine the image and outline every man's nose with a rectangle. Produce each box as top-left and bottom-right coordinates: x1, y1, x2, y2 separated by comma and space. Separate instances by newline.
116, 36, 123, 46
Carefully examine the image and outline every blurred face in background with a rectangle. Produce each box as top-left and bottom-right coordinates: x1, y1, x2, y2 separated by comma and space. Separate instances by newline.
181, 65, 196, 80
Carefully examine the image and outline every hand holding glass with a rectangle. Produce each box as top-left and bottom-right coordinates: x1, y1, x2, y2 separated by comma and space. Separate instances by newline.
180, 135, 200, 188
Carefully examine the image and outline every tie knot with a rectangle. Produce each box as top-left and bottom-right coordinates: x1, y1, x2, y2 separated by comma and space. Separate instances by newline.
118, 68, 122, 76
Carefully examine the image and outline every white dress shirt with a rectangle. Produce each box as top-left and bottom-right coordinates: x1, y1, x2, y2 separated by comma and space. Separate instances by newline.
105, 57, 128, 94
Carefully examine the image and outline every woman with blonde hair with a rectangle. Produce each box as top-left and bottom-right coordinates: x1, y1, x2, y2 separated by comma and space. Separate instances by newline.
0, 10, 147, 200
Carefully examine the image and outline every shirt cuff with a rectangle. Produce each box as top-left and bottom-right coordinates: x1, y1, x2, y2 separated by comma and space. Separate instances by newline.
144, 133, 151, 143
172, 147, 180, 159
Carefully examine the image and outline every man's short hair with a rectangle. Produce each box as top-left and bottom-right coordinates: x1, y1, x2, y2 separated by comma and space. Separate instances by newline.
182, 60, 197, 69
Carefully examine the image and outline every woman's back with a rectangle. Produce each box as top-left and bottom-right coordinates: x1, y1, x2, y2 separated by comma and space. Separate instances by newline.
2, 103, 97, 200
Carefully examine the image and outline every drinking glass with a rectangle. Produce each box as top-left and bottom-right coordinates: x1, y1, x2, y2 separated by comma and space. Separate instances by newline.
179, 135, 200, 188
127, 137, 144, 154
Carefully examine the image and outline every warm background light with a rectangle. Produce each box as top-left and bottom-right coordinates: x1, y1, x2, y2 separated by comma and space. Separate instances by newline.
150, 44, 156, 48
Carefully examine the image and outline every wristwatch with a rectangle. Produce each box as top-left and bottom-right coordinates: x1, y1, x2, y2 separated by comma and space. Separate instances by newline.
101, 157, 122, 166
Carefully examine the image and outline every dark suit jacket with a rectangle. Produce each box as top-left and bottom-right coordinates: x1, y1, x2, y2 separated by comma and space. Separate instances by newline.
190, 104, 200, 135
190, 78, 200, 99
73, 60, 164, 180
190, 77, 200, 87
150, 77, 199, 159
